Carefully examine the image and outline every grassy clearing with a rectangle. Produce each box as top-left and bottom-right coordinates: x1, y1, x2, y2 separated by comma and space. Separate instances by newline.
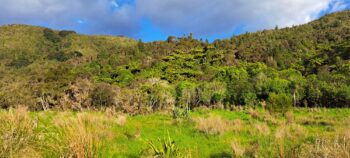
0, 107, 349, 157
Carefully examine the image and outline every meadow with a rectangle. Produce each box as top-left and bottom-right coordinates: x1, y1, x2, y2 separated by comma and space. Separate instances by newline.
1, 107, 349, 158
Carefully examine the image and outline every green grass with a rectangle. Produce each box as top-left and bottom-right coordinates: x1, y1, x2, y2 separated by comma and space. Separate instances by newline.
0, 107, 349, 157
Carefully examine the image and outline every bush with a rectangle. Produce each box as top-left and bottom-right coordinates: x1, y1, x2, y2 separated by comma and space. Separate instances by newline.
199, 82, 226, 105
43, 28, 61, 43
175, 81, 197, 109
267, 93, 292, 114
7, 54, 32, 68
142, 78, 175, 112
90, 84, 117, 108
48, 51, 83, 62
58, 30, 76, 37
48, 51, 70, 62
146, 133, 180, 157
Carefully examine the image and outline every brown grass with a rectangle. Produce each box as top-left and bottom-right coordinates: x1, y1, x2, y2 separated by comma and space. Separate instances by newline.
52, 112, 114, 158
194, 115, 231, 135
299, 129, 350, 158
285, 111, 294, 124
231, 142, 245, 157
253, 122, 270, 136
232, 119, 244, 133
247, 108, 259, 119
0, 107, 43, 157
116, 115, 127, 126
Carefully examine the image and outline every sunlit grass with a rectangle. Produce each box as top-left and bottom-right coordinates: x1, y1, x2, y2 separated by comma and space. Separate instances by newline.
0, 107, 349, 157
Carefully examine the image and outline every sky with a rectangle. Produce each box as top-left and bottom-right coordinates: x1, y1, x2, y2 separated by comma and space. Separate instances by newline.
0, 0, 349, 42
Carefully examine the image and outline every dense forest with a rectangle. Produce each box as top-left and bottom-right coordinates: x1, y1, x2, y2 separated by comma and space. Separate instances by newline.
0, 10, 349, 114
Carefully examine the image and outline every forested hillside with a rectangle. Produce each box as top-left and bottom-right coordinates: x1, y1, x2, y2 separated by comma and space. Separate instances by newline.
0, 10, 349, 113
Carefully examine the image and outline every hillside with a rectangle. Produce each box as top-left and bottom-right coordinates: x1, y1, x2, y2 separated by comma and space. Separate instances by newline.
0, 11, 349, 112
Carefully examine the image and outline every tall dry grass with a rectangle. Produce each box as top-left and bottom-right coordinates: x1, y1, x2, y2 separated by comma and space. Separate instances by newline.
50, 112, 114, 158
194, 115, 231, 135
231, 141, 245, 157
298, 129, 350, 158
0, 107, 43, 157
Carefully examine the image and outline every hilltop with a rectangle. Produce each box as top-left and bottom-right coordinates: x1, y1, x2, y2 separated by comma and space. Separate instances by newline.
0, 11, 349, 111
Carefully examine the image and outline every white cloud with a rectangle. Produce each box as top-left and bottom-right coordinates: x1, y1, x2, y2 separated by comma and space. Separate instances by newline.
136, 0, 346, 36
0, 0, 347, 37
0, 0, 138, 35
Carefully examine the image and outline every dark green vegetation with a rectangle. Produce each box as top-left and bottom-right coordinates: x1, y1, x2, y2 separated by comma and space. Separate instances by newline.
0, 11, 349, 113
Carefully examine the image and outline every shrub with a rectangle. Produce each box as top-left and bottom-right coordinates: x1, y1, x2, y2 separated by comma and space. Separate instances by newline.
146, 133, 180, 158
58, 30, 76, 37
48, 51, 83, 62
48, 51, 70, 62
175, 81, 197, 110
194, 115, 231, 135
266, 93, 292, 114
90, 83, 117, 108
43, 28, 61, 43
142, 78, 175, 112
198, 81, 226, 105
7, 54, 32, 68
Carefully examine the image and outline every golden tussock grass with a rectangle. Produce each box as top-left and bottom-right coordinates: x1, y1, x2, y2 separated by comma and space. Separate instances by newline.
285, 111, 294, 124
232, 119, 244, 133
51, 112, 114, 158
274, 123, 307, 158
0, 107, 43, 158
231, 141, 245, 157
298, 129, 350, 158
115, 115, 127, 126
247, 108, 259, 119
255, 122, 270, 136
194, 115, 231, 135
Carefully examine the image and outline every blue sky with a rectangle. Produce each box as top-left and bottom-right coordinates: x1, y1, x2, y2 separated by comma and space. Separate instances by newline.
0, 0, 349, 42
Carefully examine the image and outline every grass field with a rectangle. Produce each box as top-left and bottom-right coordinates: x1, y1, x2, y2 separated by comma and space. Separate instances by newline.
0, 107, 349, 158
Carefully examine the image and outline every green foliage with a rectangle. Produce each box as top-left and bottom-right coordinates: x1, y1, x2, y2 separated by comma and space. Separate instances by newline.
223, 67, 256, 106
175, 81, 198, 110
267, 93, 292, 114
147, 133, 180, 158
1, 11, 350, 111
48, 51, 83, 62
43, 28, 61, 43
7, 53, 32, 68
58, 30, 76, 37
142, 78, 175, 111
198, 81, 226, 105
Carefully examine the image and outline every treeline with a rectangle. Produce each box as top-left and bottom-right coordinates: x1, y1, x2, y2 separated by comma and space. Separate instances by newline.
0, 11, 349, 112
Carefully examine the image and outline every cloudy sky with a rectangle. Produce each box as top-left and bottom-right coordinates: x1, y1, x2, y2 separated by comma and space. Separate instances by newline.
0, 0, 349, 41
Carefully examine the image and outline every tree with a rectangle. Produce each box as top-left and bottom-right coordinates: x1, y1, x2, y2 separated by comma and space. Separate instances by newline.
199, 81, 226, 106
167, 36, 177, 43
90, 83, 117, 108
305, 75, 322, 107
267, 93, 292, 114
175, 81, 197, 111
